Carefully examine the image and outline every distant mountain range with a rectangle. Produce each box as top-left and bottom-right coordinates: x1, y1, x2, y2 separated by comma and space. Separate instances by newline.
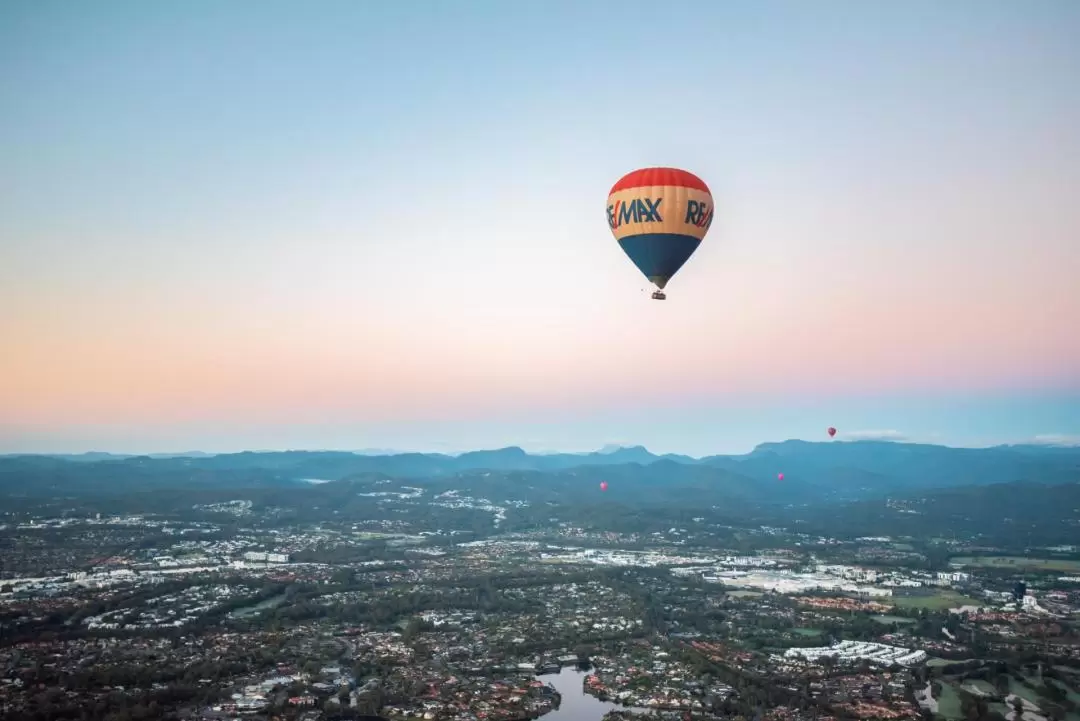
1, 440, 1078, 501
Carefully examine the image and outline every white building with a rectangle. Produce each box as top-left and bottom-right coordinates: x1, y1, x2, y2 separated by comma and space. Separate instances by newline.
242, 550, 289, 563
935, 571, 971, 585
780, 640, 926, 667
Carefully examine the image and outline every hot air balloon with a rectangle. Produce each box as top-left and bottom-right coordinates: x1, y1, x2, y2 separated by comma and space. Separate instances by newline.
777, 472, 784, 481
827, 427, 836, 438
606, 167, 714, 300
600, 481, 608, 491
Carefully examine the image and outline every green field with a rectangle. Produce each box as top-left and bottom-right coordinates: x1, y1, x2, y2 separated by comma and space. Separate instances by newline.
951, 555, 1080, 573
353, 531, 427, 543
793, 627, 823, 637
961, 680, 996, 697
1008, 676, 1044, 707
949, 673, 1080, 721
936, 682, 963, 719
927, 657, 973, 668
1049, 678, 1080, 706
931, 671, 1080, 721
933, 682, 1014, 721
726, 590, 763, 598
891, 590, 983, 610
872, 614, 916, 625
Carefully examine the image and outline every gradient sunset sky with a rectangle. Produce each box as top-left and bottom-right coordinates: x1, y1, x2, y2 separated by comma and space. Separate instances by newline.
2, 0, 1079, 456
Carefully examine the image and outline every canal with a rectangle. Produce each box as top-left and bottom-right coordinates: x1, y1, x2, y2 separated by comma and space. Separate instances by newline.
228, 593, 287, 619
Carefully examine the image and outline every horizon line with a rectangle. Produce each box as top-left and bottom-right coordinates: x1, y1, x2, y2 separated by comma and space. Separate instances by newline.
2, 436, 1079, 460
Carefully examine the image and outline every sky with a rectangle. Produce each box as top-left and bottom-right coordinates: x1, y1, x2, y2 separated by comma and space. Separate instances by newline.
2, 0, 1079, 457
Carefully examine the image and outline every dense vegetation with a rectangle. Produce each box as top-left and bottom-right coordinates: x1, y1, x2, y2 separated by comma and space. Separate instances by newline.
2, 441, 1079, 546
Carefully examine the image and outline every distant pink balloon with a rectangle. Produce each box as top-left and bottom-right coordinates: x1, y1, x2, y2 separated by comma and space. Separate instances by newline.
777, 472, 784, 481
600, 481, 608, 491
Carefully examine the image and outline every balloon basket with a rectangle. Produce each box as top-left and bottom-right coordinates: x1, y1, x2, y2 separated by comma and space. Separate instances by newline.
651, 291, 667, 300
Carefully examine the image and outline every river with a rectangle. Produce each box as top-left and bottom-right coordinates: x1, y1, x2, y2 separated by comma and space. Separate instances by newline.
538, 669, 647, 721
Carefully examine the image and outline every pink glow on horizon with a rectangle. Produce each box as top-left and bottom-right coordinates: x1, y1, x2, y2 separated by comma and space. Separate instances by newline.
4, 271, 1078, 429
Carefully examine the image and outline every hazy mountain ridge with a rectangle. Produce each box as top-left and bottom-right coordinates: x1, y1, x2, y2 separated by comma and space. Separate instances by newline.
701, 439, 1080, 492
0, 440, 1077, 500
2, 444, 1077, 545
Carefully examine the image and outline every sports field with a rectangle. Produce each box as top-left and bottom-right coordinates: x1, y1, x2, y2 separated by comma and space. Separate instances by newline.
951, 556, 1080, 573
890, 590, 983, 610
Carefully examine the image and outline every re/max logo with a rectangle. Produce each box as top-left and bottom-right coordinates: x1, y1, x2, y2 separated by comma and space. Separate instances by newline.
684, 199, 714, 229
607, 197, 663, 229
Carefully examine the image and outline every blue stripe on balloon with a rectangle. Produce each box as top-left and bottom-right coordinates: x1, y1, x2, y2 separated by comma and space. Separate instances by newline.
617, 233, 702, 285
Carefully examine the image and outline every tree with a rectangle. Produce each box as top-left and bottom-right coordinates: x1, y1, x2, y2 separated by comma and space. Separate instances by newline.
820, 654, 838, 677
1044, 702, 1066, 721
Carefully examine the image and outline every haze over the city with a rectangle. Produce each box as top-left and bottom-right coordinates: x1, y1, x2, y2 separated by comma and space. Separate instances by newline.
2, 0, 1079, 455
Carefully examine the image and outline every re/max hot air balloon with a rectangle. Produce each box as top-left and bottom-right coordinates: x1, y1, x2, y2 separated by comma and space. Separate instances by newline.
600, 481, 608, 491
777, 472, 784, 481
827, 427, 837, 438
606, 167, 714, 300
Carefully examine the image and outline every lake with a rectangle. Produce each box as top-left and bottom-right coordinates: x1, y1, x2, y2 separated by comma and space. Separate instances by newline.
538, 669, 647, 721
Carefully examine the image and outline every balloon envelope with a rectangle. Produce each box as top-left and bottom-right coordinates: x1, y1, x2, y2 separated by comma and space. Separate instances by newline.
599, 481, 608, 491
827, 427, 836, 437
606, 167, 713, 290
777, 472, 784, 481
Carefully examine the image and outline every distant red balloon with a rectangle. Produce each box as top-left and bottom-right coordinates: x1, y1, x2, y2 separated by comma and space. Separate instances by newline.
600, 481, 608, 491
777, 472, 784, 481
827, 427, 837, 438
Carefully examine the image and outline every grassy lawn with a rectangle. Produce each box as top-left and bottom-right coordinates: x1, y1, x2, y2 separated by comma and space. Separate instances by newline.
872, 614, 916, 625
927, 657, 972, 668
1008, 676, 1044, 707
1049, 678, 1080, 706
792, 627, 823, 637
962, 680, 996, 697
948, 671, 1080, 720
936, 682, 963, 720
951, 555, 1080, 573
933, 682, 1022, 721
891, 590, 983, 610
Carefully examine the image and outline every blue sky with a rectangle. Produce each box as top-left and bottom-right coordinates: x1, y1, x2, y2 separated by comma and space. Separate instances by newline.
2, 0, 1079, 454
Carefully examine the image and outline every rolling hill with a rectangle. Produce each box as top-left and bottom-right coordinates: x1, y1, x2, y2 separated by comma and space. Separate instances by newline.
0, 440, 1077, 502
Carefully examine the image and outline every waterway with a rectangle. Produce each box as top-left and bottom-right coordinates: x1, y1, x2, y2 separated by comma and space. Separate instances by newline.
229, 593, 287, 619
538, 669, 645, 721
